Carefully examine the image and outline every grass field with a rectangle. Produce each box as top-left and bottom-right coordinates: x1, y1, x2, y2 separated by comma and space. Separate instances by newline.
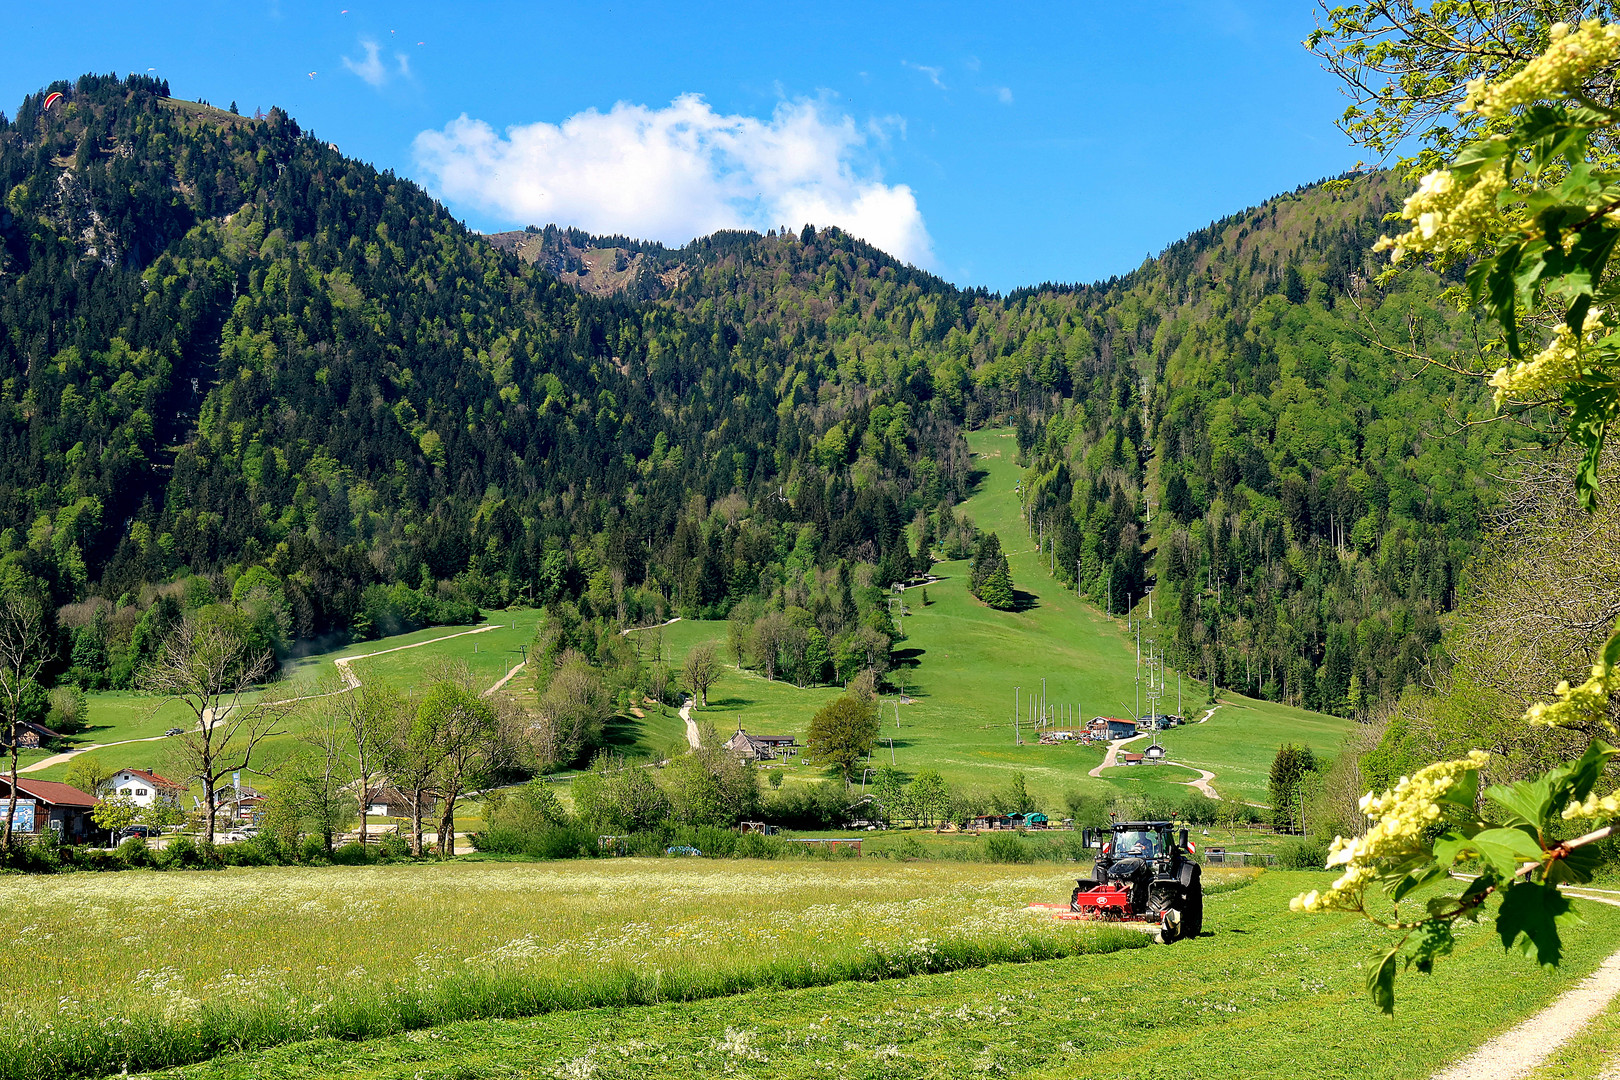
22, 613, 542, 786
0, 859, 1150, 1079
92, 866, 1620, 1080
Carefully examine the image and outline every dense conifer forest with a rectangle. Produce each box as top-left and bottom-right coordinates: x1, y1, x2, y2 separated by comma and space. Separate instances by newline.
0, 74, 1512, 715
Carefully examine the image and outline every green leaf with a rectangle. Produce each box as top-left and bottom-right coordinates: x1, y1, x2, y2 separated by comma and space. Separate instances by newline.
1368, 945, 1402, 1015
1546, 843, 1604, 886
1466, 827, 1546, 878
1388, 863, 1449, 903
1487, 776, 1556, 831
1436, 768, 1480, 811
1497, 881, 1583, 968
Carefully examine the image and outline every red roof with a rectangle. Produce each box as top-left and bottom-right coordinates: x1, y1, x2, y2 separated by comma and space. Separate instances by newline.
116, 768, 185, 791
5, 778, 97, 807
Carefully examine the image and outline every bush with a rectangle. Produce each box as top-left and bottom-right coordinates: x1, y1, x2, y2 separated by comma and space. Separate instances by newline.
376, 833, 410, 860
1277, 837, 1330, 869
332, 841, 370, 866
298, 835, 330, 864
114, 836, 153, 869
895, 836, 928, 860
983, 832, 1031, 863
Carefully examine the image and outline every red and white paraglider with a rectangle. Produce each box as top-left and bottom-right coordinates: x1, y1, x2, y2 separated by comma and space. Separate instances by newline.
42, 92, 63, 110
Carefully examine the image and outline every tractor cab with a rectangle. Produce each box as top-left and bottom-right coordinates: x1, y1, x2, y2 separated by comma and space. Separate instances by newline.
1069, 819, 1204, 942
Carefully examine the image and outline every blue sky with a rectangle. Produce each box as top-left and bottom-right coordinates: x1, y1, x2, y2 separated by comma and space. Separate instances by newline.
4, 1, 1363, 291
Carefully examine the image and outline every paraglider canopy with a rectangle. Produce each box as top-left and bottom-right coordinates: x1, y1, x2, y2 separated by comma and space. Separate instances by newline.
42, 92, 62, 110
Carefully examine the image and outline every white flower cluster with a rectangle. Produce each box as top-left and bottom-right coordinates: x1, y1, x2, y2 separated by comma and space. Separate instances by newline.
1489, 308, 1606, 406
1526, 659, 1618, 733
1462, 21, 1620, 118
1372, 167, 1508, 263
1563, 789, 1620, 820
1292, 751, 1491, 915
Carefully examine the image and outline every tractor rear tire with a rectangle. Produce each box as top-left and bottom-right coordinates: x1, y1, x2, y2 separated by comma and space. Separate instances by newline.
1147, 883, 1181, 943
1181, 866, 1204, 938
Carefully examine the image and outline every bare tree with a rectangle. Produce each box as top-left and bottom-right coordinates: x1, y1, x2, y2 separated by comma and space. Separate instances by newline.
329, 680, 402, 846
0, 595, 45, 852
283, 705, 356, 851
683, 643, 720, 707
140, 617, 294, 843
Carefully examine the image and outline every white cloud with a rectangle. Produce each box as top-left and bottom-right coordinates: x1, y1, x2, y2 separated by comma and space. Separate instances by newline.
343, 39, 387, 86
994, 86, 1014, 105
902, 61, 947, 90
396, 52, 411, 78
413, 95, 933, 266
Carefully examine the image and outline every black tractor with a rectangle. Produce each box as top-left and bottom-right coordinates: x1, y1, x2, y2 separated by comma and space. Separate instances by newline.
1069, 820, 1203, 942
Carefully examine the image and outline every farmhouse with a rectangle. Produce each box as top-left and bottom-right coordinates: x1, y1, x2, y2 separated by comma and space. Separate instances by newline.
360, 783, 436, 818
1089, 717, 1138, 740
723, 727, 798, 762
1144, 741, 1166, 761
109, 768, 185, 807
0, 777, 101, 842
6, 719, 62, 749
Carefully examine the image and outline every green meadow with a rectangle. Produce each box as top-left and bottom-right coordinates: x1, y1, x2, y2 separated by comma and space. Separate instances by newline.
616, 428, 1349, 806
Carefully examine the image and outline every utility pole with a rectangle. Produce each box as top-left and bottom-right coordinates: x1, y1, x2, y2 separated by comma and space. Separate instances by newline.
894, 698, 901, 729
1041, 678, 1046, 731
1077, 559, 1083, 598
1014, 686, 1020, 745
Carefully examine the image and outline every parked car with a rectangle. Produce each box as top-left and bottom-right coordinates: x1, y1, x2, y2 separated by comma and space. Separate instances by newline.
216, 830, 250, 843
117, 824, 157, 840
164, 727, 185, 736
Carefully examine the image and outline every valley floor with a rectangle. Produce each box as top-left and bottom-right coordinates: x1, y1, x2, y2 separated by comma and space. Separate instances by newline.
11, 864, 1612, 1080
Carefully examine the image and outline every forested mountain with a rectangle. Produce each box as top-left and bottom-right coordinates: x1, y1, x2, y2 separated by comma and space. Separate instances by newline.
0, 73, 1509, 718
1011, 177, 1510, 715
0, 75, 964, 687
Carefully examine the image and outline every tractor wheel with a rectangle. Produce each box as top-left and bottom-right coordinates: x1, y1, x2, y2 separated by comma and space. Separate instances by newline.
1147, 883, 1181, 943
1179, 863, 1204, 938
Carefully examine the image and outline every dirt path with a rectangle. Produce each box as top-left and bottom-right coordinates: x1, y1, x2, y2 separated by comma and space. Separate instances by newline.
483, 660, 526, 698
1169, 763, 1219, 799
621, 616, 682, 636
1432, 889, 1620, 1079
21, 733, 172, 774
680, 699, 700, 749
1088, 733, 1150, 777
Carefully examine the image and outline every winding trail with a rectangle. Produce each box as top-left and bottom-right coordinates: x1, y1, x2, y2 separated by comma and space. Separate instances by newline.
1431, 888, 1620, 1079
21, 624, 510, 775
680, 699, 700, 749
1088, 733, 1149, 777
1087, 704, 1225, 798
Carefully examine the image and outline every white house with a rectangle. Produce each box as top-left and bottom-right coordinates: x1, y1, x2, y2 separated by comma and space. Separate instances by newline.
109, 768, 185, 808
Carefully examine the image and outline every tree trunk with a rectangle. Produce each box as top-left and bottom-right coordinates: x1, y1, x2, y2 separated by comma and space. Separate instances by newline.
204, 785, 217, 844
3, 743, 18, 851
356, 780, 370, 847
437, 796, 456, 857
410, 788, 424, 856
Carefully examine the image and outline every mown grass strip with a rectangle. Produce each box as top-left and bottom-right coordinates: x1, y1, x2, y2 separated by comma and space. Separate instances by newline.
0, 926, 1149, 1080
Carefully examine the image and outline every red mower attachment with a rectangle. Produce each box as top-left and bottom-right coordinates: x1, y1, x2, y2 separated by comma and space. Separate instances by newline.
1069, 881, 1137, 920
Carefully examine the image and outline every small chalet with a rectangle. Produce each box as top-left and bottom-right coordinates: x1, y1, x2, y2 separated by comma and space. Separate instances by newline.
360, 783, 436, 818
970, 813, 1014, 830
6, 720, 62, 749
723, 727, 798, 763
1121, 752, 1145, 765
1144, 741, 1167, 761
0, 777, 101, 842
110, 768, 185, 808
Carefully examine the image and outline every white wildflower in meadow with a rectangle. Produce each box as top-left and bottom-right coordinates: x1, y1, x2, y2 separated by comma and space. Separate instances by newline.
1462, 21, 1620, 118
1292, 751, 1491, 914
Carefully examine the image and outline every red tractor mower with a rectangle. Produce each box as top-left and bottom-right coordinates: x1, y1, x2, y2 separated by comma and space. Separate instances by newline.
1033, 820, 1203, 943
